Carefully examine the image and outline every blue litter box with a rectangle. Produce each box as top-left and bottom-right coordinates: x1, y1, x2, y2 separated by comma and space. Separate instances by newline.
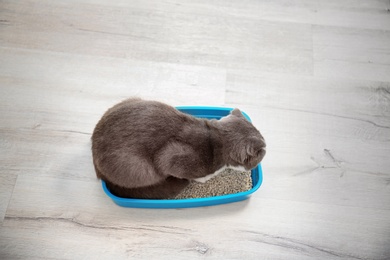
102, 106, 263, 208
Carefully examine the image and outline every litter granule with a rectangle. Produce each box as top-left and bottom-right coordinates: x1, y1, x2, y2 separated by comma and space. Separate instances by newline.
174, 168, 252, 199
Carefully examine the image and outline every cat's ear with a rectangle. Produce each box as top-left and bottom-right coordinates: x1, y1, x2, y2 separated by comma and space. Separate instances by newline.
230, 139, 254, 164
231, 108, 244, 118
230, 138, 265, 164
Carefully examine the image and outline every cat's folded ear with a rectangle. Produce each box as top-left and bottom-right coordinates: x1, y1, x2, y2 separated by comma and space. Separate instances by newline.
230, 142, 249, 164
231, 108, 244, 118
230, 137, 266, 165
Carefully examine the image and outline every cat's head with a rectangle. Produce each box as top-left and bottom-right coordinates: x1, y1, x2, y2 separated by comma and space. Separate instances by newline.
219, 108, 266, 170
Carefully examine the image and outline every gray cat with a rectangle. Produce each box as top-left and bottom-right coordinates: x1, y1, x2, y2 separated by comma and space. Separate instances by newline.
91, 98, 266, 199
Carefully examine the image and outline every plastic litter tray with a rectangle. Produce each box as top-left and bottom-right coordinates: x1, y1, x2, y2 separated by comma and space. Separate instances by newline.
102, 106, 263, 208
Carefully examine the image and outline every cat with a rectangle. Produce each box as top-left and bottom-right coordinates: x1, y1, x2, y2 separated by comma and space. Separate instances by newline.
91, 98, 266, 199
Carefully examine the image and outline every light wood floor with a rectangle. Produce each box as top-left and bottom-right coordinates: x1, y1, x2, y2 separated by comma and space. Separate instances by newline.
1, 0, 390, 259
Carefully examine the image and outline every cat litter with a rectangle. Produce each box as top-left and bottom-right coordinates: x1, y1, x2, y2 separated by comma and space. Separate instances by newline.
174, 168, 252, 199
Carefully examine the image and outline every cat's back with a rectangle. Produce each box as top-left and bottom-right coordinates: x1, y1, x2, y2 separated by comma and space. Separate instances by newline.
92, 98, 194, 150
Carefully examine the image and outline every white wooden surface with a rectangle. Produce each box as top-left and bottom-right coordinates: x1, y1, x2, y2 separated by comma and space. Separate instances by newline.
1, 0, 390, 259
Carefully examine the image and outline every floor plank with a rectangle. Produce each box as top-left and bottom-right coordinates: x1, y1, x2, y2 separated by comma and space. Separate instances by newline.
0, 47, 227, 109
0, 1, 313, 75
313, 26, 390, 82
1, 175, 389, 259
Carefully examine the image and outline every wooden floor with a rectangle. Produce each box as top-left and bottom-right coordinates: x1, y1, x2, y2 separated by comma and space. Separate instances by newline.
1, 0, 390, 259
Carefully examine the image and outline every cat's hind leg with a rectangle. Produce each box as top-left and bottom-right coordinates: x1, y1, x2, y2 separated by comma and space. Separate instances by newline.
105, 176, 189, 199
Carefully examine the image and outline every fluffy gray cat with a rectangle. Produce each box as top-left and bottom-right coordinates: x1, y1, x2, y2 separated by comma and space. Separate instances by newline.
91, 98, 266, 199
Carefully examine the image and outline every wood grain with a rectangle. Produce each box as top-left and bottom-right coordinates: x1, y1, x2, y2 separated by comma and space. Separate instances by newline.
313, 26, 390, 82
0, 174, 17, 223
0, 0, 313, 75
1, 0, 390, 259
2, 175, 390, 259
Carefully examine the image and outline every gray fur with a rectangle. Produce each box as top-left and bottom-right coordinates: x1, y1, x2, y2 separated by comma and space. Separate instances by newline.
91, 98, 266, 199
